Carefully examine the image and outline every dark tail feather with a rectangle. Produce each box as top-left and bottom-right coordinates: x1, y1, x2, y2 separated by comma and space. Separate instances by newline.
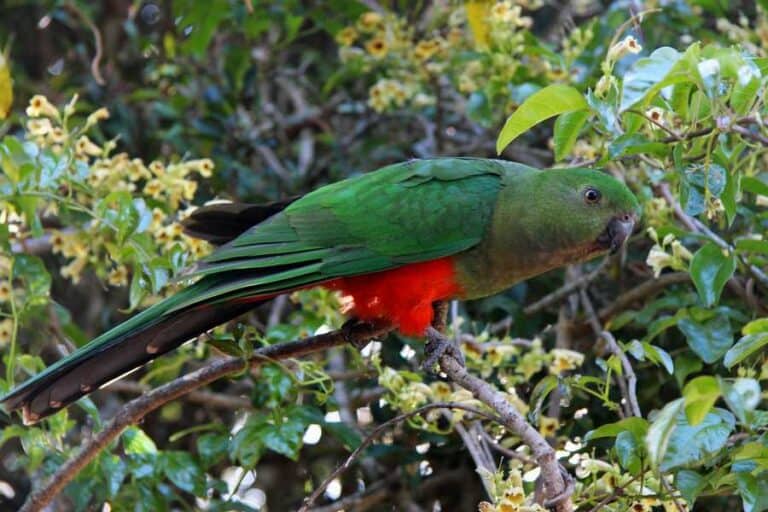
182, 198, 300, 245
1, 300, 259, 424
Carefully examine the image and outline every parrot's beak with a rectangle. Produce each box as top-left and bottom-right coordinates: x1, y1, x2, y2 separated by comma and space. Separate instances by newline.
597, 213, 636, 254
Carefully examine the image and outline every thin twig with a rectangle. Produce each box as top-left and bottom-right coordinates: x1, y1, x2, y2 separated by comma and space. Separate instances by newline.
64, 3, 105, 86
598, 272, 690, 320
19, 321, 394, 512
580, 289, 641, 418
477, 428, 536, 465
524, 260, 608, 316
659, 183, 768, 290
297, 403, 505, 512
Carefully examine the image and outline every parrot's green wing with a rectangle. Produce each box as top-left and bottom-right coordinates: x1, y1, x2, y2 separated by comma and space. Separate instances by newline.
171, 158, 527, 310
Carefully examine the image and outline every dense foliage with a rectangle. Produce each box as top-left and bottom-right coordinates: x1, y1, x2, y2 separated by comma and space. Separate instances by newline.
0, 1, 767, 510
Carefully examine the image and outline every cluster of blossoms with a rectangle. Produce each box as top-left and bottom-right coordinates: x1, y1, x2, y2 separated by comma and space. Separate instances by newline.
18, 95, 213, 288
478, 467, 547, 512
645, 227, 693, 278
335, 2, 563, 116
595, 35, 643, 98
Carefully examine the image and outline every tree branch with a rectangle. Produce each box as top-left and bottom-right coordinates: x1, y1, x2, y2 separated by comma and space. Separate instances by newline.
298, 403, 506, 512
431, 303, 574, 511
19, 321, 394, 512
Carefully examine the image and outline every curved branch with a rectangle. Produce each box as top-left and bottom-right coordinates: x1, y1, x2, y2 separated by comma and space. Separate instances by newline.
20, 321, 394, 512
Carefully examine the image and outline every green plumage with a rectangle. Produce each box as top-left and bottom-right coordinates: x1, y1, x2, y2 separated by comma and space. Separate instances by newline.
1, 158, 640, 422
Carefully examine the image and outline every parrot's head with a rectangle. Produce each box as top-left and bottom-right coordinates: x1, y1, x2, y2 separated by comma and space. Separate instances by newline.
532, 168, 641, 258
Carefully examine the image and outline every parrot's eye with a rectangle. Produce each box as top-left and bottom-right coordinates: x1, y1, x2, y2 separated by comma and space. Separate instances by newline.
584, 187, 601, 204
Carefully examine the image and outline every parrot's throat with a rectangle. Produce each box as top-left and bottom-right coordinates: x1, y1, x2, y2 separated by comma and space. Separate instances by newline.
324, 257, 461, 336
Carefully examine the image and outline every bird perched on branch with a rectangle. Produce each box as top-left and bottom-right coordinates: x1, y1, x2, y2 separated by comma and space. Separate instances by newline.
2, 158, 639, 423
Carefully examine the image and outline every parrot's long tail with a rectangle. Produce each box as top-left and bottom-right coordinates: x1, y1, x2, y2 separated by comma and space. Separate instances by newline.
0, 294, 261, 424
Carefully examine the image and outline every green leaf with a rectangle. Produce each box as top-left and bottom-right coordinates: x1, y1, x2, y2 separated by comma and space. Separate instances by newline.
720, 378, 761, 423
736, 471, 768, 512
743, 318, 768, 335
12, 254, 51, 308
553, 110, 589, 161
615, 431, 642, 474
100, 453, 126, 498
690, 242, 736, 307
262, 409, 307, 460
162, 451, 205, 494
675, 469, 706, 506
724, 333, 768, 368
731, 67, 762, 115
620, 46, 688, 111
528, 375, 560, 422
123, 427, 157, 455
678, 311, 733, 363
660, 408, 735, 470
586, 417, 649, 442
742, 176, 768, 196
682, 375, 720, 425
736, 239, 768, 255
646, 398, 684, 468
496, 84, 587, 154
197, 432, 229, 466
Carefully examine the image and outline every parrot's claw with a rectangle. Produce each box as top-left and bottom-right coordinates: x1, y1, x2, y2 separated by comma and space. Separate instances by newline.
422, 326, 465, 372
341, 318, 370, 350
541, 464, 575, 508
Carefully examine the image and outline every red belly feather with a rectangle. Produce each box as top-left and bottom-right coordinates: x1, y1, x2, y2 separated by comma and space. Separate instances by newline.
324, 257, 461, 336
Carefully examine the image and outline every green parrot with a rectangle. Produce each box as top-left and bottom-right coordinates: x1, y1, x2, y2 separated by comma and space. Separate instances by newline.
1, 158, 640, 423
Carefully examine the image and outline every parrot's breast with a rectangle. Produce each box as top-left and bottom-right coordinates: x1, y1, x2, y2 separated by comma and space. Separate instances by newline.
324, 257, 461, 335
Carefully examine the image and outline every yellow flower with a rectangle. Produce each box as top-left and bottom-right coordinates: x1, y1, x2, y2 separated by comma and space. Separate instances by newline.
149, 161, 165, 176
594, 74, 615, 98
184, 158, 214, 178
75, 136, 102, 157
491, 1, 520, 24
84, 107, 110, 128
151, 207, 166, 229
646, 107, 666, 126
107, 265, 129, 286
182, 179, 198, 200
430, 381, 453, 401
365, 37, 388, 58
48, 127, 66, 144
549, 349, 585, 374
414, 39, 441, 61
335, 26, 358, 47
607, 35, 642, 62
127, 159, 151, 181
0, 280, 11, 302
459, 74, 478, 93
357, 12, 383, 33
144, 179, 164, 199
0, 318, 13, 346
26, 95, 59, 118
539, 416, 559, 436
27, 118, 53, 137
61, 257, 87, 284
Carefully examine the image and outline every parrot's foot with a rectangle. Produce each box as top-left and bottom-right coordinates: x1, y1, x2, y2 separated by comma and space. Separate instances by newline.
542, 464, 575, 508
341, 318, 391, 350
422, 326, 465, 372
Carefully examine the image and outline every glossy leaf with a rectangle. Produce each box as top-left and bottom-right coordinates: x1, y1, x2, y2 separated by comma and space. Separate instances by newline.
496, 84, 587, 154
690, 243, 736, 308
553, 110, 589, 161
678, 311, 733, 363
682, 375, 720, 425
724, 333, 768, 368
646, 398, 684, 468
